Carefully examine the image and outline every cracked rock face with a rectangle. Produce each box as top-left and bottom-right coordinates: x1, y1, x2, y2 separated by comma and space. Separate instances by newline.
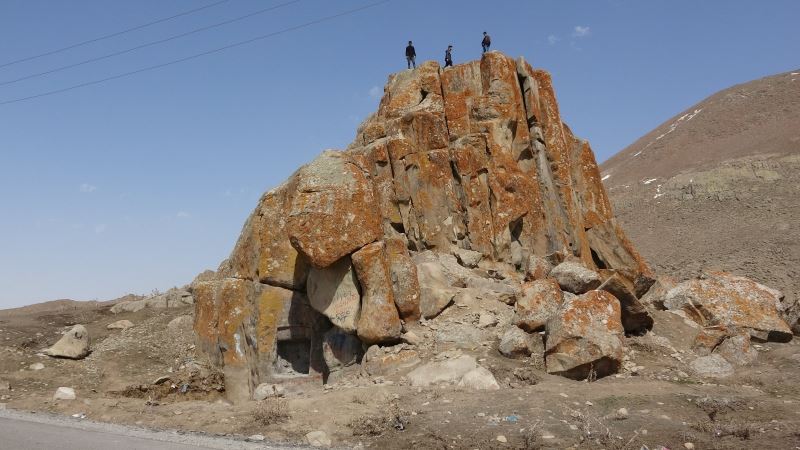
194, 52, 655, 400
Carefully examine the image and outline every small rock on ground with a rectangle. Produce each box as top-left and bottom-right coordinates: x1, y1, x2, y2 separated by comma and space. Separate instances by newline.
306, 430, 331, 447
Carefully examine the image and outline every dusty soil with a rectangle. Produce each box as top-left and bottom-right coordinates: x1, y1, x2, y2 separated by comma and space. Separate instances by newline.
2, 293, 799, 449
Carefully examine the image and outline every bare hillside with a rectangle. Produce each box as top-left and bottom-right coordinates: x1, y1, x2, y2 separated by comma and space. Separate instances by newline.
602, 69, 800, 332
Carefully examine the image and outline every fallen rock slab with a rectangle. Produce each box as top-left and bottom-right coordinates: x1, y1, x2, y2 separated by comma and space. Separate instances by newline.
663, 272, 792, 342
545, 290, 624, 380
45, 325, 90, 359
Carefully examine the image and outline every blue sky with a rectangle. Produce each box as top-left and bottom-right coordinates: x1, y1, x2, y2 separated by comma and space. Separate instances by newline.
1, 0, 798, 308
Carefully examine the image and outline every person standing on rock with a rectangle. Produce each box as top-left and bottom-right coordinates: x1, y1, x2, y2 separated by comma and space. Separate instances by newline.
406, 41, 416, 69
482, 31, 491, 53
444, 45, 453, 67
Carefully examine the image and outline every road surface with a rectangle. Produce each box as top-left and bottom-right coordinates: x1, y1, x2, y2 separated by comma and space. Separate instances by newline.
0, 408, 302, 450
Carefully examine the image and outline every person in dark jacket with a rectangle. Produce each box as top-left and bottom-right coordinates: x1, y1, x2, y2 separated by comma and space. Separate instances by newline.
444, 45, 453, 67
482, 32, 491, 53
405, 41, 416, 69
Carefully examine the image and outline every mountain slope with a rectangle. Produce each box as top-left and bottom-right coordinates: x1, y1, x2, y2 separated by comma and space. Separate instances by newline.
602, 69, 800, 188
602, 69, 800, 331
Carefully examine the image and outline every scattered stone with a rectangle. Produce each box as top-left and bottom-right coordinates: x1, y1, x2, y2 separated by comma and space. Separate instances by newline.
253, 383, 285, 401
683, 443, 695, 450
166, 315, 192, 331
498, 327, 537, 359
513, 279, 563, 332
45, 325, 90, 360
306, 256, 362, 333
452, 247, 483, 268
692, 327, 728, 356
419, 287, 457, 319
53, 387, 76, 401
524, 255, 552, 281
714, 333, 758, 366
545, 290, 624, 379
689, 354, 734, 378
29, 363, 44, 371
458, 366, 500, 390
496, 435, 507, 443
549, 261, 601, 294
247, 434, 265, 442
478, 312, 497, 328
153, 376, 171, 385
615, 407, 629, 420
106, 320, 134, 330
407, 354, 478, 387
111, 288, 193, 314
0, 380, 9, 391
465, 277, 519, 305
306, 430, 331, 447
401, 331, 422, 346
664, 272, 793, 342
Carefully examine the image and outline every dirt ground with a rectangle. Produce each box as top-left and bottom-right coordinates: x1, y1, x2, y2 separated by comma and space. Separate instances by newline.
2, 290, 799, 450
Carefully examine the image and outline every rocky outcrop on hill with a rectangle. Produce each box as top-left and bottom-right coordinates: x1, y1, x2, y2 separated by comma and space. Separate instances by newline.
192, 52, 792, 401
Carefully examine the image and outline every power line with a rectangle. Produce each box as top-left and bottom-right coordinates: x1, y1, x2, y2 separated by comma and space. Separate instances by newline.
0, 0, 232, 70
0, 0, 303, 87
0, 0, 392, 106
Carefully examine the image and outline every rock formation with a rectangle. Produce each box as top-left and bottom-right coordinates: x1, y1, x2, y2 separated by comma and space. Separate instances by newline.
193, 52, 792, 401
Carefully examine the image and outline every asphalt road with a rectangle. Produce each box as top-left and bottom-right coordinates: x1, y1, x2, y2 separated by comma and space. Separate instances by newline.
0, 408, 301, 450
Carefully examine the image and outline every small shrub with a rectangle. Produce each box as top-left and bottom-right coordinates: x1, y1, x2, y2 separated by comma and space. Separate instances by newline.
254, 398, 290, 426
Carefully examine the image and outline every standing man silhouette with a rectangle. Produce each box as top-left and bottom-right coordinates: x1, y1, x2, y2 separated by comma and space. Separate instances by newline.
482, 32, 491, 53
444, 45, 453, 67
406, 41, 416, 69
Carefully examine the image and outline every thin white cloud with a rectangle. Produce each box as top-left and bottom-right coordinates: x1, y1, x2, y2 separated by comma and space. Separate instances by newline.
176, 211, 190, 218
79, 183, 97, 193
547, 35, 560, 45
572, 26, 591, 38
368, 86, 382, 99
94, 224, 107, 234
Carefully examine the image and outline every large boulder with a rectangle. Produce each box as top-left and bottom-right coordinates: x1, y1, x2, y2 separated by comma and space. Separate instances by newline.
545, 290, 624, 379
352, 242, 402, 345
306, 256, 361, 333
550, 261, 602, 294
513, 278, 564, 332
689, 354, 734, 378
287, 151, 383, 269
663, 272, 792, 342
45, 325, 90, 359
